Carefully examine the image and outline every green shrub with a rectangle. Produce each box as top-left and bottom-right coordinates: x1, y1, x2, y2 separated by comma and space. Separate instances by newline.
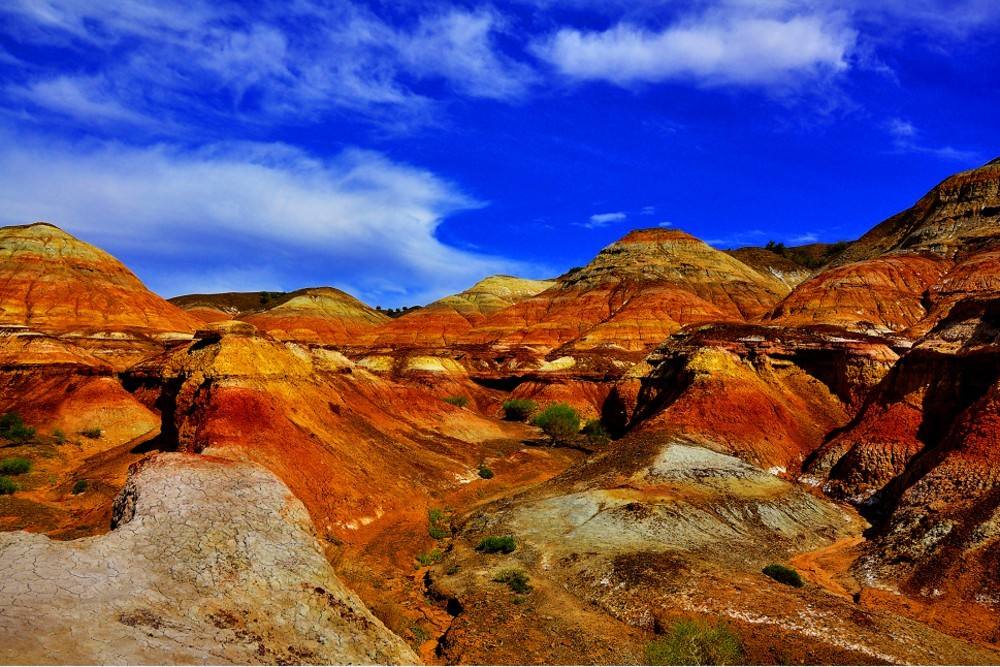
0, 476, 17, 495
476, 535, 516, 554
501, 398, 537, 422
762, 564, 804, 588
477, 465, 494, 479
581, 419, 610, 444
0, 457, 32, 475
80, 427, 102, 439
428, 507, 450, 539
415, 549, 443, 566
72, 479, 89, 495
493, 568, 531, 594
0, 412, 35, 443
532, 403, 580, 443
645, 618, 744, 665
443, 395, 469, 408
52, 429, 66, 444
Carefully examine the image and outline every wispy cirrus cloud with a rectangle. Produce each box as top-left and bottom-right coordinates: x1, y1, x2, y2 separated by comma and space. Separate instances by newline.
584, 211, 628, 228
0, 131, 541, 305
885, 116, 982, 162
0, 1, 535, 131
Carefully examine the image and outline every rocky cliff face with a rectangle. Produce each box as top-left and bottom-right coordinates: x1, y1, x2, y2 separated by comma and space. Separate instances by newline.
121, 320, 518, 542
832, 159, 1000, 265
805, 299, 1000, 608
0, 453, 418, 665
621, 324, 897, 470
0, 327, 161, 536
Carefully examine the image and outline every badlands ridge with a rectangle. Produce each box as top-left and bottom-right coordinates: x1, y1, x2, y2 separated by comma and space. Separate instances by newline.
0, 158, 999, 664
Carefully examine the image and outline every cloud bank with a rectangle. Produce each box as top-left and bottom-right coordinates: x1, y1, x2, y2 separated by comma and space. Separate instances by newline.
0, 134, 537, 305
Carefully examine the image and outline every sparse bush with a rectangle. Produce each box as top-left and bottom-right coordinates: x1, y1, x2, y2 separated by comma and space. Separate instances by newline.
532, 403, 580, 443
645, 618, 744, 665
443, 395, 469, 408
0, 457, 32, 475
80, 427, 102, 439
0, 412, 35, 443
501, 398, 537, 422
0, 476, 17, 495
477, 465, 494, 479
415, 549, 443, 566
410, 624, 429, 642
476, 535, 516, 554
72, 479, 88, 495
493, 568, 531, 594
428, 507, 450, 539
52, 429, 66, 444
762, 564, 804, 588
581, 419, 610, 444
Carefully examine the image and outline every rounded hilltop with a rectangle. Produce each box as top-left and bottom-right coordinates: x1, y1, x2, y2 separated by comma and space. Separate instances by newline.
611, 227, 699, 245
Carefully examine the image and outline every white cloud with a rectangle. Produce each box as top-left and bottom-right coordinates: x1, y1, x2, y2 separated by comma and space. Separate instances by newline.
885, 117, 982, 163
11, 75, 152, 127
534, 12, 856, 87
0, 1, 535, 129
789, 232, 819, 243
396, 10, 537, 100
886, 117, 917, 138
583, 211, 627, 228
640, 205, 655, 215
657, 221, 673, 227
0, 132, 538, 305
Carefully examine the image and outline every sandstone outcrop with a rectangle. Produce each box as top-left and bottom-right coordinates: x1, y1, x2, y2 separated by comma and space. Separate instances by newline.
0, 327, 161, 536
0, 453, 418, 665
244, 287, 388, 345
621, 324, 897, 470
799, 297, 1000, 639
121, 321, 517, 542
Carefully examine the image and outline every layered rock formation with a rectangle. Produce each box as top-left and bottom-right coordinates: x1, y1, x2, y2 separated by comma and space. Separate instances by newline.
764, 253, 951, 335
364, 275, 554, 348
832, 159, 1000, 266
0, 223, 198, 367
0, 453, 418, 664
122, 320, 516, 541
725, 246, 814, 288
620, 324, 897, 470
806, 299, 999, 547
0, 328, 161, 536
468, 229, 788, 358
243, 287, 388, 345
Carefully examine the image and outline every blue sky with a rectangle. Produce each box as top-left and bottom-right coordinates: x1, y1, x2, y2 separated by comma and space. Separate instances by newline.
1, 1, 998, 306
